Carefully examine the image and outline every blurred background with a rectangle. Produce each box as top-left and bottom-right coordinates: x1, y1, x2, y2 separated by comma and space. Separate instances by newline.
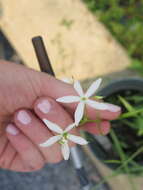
0, 0, 143, 190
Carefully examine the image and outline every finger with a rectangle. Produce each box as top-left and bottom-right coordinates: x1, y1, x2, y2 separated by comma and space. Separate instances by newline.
10, 154, 40, 172
59, 102, 121, 121
0, 135, 8, 156
39, 75, 121, 120
0, 141, 16, 169
34, 97, 79, 146
34, 97, 74, 129
82, 121, 111, 135
14, 109, 62, 163
6, 123, 45, 170
85, 103, 121, 120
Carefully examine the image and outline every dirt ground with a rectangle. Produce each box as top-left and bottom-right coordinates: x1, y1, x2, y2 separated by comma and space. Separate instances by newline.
0, 0, 131, 81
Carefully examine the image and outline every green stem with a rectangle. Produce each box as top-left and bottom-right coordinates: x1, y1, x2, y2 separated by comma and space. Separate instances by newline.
79, 118, 101, 126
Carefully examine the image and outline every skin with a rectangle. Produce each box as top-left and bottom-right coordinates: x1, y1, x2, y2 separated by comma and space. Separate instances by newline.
0, 60, 121, 172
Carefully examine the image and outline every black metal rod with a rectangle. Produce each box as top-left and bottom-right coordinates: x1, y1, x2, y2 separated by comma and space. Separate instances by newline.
32, 36, 55, 76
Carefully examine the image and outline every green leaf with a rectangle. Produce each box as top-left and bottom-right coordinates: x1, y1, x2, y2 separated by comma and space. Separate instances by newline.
118, 96, 134, 112
126, 95, 143, 103
104, 160, 121, 164
118, 108, 143, 119
136, 117, 143, 136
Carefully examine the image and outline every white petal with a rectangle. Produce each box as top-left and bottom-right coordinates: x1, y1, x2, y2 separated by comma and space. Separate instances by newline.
68, 134, 88, 145
85, 78, 102, 98
39, 135, 61, 147
43, 119, 63, 134
86, 99, 108, 110
64, 123, 76, 132
61, 142, 70, 160
74, 81, 84, 96
74, 102, 85, 126
56, 96, 80, 103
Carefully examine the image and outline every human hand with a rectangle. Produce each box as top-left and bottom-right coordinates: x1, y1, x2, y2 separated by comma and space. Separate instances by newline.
0, 60, 121, 172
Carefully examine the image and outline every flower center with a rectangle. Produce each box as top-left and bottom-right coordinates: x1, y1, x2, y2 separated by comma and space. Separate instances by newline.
81, 97, 87, 101
58, 133, 68, 145
63, 132, 68, 139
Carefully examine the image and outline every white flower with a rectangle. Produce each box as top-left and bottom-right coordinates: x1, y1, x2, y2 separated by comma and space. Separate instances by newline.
39, 119, 88, 160
56, 78, 109, 125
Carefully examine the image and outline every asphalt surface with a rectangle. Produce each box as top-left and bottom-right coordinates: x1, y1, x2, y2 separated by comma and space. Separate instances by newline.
0, 161, 80, 190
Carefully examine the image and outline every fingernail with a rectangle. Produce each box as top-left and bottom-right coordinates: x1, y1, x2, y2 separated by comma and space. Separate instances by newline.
17, 110, 31, 125
105, 103, 121, 112
37, 100, 51, 114
6, 124, 20, 135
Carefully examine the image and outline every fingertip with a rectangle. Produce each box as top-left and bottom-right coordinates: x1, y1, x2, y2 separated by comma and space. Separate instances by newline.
33, 96, 74, 130
87, 106, 121, 121
14, 109, 32, 126
6, 124, 20, 136
82, 121, 111, 135
105, 103, 121, 113
108, 109, 122, 120
34, 97, 52, 114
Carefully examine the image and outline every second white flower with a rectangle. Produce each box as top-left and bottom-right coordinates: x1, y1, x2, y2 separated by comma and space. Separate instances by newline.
39, 119, 88, 160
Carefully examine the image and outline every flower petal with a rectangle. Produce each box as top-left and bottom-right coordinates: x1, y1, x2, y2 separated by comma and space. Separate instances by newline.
68, 134, 88, 145
61, 142, 70, 160
43, 119, 63, 134
74, 102, 85, 126
39, 135, 61, 147
85, 78, 102, 98
56, 96, 80, 103
74, 81, 84, 96
86, 99, 108, 110
64, 123, 76, 132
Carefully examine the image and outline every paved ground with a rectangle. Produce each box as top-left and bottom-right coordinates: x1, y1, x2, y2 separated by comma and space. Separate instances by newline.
0, 161, 79, 190
0, 145, 110, 190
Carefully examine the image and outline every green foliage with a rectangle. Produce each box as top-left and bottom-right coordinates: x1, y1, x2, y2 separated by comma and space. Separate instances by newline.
83, 0, 143, 74
118, 96, 143, 136
92, 95, 143, 189
90, 93, 143, 189
118, 95, 134, 112
110, 129, 137, 189
130, 59, 143, 75
92, 146, 143, 190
